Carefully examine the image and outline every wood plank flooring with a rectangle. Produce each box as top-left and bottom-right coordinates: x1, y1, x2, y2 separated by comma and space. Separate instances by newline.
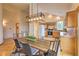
0, 38, 15, 56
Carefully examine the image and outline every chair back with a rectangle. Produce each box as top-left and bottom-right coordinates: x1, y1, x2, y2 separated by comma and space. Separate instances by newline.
20, 42, 32, 56
48, 39, 60, 56
13, 39, 21, 48
52, 39, 60, 55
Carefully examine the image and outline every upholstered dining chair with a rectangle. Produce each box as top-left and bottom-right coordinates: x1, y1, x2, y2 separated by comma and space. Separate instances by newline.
12, 39, 23, 56
18, 42, 40, 56
12, 38, 40, 56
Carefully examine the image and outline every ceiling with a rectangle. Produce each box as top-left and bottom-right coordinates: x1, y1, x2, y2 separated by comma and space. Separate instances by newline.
3, 3, 29, 12
33, 3, 72, 16
3, 3, 73, 23
30, 3, 73, 23
3, 3, 72, 14
9, 3, 29, 11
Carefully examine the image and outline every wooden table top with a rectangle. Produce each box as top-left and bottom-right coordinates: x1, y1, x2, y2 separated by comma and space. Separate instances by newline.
18, 38, 52, 52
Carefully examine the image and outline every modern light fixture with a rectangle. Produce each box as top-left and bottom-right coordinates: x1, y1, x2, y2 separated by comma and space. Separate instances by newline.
26, 4, 45, 22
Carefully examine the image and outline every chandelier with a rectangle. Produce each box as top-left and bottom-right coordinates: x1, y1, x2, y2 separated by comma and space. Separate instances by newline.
26, 4, 45, 22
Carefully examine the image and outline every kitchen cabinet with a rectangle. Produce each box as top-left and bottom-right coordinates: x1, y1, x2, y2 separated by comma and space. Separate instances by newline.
61, 10, 78, 56
66, 11, 77, 28
60, 37, 76, 56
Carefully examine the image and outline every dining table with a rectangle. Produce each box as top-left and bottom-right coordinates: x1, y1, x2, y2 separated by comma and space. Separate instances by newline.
18, 38, 55, 52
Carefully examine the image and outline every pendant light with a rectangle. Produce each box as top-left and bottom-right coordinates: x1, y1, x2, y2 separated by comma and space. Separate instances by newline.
27, 3, 45, 22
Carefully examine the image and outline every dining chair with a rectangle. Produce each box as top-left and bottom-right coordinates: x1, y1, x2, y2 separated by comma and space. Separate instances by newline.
20, 42, 32, 56
12, 39, 32, 56
12, 39, 22, 56
19, 42, 40, 56
44, 39, 60, 56
12, 38, 40, 56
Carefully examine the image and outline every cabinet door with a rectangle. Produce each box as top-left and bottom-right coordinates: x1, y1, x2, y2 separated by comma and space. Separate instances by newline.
60, 37, 76, 56
66, 11, 77, 27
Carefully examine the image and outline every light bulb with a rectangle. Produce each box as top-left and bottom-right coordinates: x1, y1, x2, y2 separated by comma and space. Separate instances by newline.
36, 17, 39, 20
39, 17, 42, 19
29, 19, 30, 21
34, 18, 36, 20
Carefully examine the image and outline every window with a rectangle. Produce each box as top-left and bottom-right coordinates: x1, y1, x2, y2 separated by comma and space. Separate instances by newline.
56, 21, 64, 30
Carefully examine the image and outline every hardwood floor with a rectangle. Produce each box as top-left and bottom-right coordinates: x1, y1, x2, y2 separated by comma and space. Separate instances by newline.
0, 38, 15, 56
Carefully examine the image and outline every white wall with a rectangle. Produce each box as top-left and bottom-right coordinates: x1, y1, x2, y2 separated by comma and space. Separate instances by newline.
29, 22, 34, 36
19, 11, 29, 36
33, 22, 39, 38
3, 8, 18, 39
29, 21, 39, 38
3, 4, 29, 39
0, 4, 3, 44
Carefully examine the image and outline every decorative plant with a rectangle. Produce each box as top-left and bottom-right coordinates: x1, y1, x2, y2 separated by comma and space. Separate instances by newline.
26, 35, 36, 42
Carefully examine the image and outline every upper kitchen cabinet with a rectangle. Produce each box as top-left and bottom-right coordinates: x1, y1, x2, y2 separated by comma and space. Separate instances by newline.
66, 10, 77, 28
